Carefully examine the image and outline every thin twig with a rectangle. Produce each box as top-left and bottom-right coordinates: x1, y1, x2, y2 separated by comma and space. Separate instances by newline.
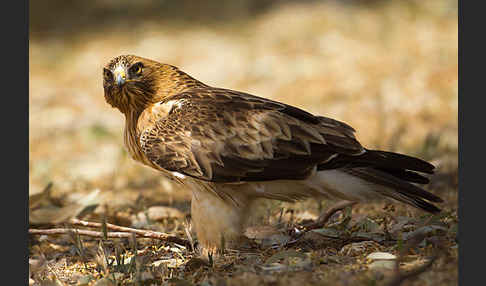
303, 201, 357, 231
283, 201, 357, 247
386, 220, 441, 286
29, 218, 191, 247
69, 218, 190, 246
30, 228, 139, 239
385, 256, 438, 286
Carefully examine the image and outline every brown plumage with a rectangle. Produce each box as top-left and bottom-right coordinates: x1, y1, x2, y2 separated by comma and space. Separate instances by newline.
103, 54, 443, 254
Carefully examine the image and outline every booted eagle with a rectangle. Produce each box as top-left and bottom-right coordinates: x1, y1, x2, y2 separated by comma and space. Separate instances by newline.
103, 55, 442, 254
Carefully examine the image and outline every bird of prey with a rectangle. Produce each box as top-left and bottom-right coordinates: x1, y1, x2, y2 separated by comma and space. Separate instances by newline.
103, 54, 443, 255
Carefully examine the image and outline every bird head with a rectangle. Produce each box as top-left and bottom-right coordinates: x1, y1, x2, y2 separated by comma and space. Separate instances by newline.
103, 55, 160, 114
103, 54, 203, 114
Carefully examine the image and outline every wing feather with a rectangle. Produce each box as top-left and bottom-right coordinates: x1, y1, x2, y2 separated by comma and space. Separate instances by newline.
139, 88, 364, 182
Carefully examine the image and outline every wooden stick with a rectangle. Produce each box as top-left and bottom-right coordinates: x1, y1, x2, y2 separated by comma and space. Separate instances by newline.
386, 256, 438, 286
70, 218, 176, 240
29, 228, 136, 239
29, 218, 191, 247
303, 201, 357, 231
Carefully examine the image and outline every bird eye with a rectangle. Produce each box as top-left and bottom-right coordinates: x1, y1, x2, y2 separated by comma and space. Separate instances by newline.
129, 62, 143, 76
103, 68, 113, 81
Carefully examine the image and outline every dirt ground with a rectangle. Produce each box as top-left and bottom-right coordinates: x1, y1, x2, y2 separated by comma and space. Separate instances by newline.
29, 1, 457, 285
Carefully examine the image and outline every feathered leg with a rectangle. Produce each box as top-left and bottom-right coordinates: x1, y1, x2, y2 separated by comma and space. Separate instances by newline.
190, 185, 254, 258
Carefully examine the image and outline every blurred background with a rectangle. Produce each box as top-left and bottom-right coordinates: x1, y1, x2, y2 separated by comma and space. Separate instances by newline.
29, 1, 458, 284
29, 0, 457, 217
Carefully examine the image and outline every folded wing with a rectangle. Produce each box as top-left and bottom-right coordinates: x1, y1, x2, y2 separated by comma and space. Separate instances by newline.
138, 88, 365, 182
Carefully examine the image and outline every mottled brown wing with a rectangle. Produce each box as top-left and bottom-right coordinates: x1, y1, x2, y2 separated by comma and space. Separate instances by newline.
139, 88, 364, 182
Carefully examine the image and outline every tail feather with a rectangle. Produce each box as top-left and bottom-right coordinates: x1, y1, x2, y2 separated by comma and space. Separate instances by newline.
341, 167, 442, 213
317, 149, 435, 178
374, 167, 430, 184
360, 149, 435, 174
232, 148, 443, 214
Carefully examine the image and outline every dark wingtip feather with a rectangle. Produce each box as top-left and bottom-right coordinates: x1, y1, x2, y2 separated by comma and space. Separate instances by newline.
343, 167, 444, 214
375, 168, 431, 184
413, 197, 442, 213
372, 168, 444, 203
365, 149, 435, 174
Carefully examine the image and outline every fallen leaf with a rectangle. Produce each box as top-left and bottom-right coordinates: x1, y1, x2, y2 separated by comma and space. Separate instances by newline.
367, 252, 397, 260
265, 250, 307, 264
340, 241, 382, 256
147, 206, 184, 220
311, 227, 343, 238
29, 182, 53, 209
351, 232, 386, 242
402, 225, 448, 241
261, 234, 291, 248
29, 190, 100, 224
93, 278, 116, 286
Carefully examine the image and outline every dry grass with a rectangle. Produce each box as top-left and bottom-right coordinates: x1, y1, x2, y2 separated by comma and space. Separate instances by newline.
29, 1, 457, 285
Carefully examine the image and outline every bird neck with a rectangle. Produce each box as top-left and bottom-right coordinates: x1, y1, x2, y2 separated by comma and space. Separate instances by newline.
120, 65, 209, 159
116, 65, 206, 116
123, 109, 146, 163
152, 65, 208, 101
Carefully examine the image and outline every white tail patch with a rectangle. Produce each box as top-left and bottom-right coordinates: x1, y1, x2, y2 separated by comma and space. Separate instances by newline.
225, 170, 386, 203
305, 170, 380, 201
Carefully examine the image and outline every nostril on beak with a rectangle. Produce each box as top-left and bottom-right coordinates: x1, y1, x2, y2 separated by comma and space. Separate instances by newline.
116, 73, 125, 86
114, 66, 127, 86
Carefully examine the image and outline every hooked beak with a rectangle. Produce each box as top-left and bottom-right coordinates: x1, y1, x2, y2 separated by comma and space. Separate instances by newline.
113, 66, 126, 86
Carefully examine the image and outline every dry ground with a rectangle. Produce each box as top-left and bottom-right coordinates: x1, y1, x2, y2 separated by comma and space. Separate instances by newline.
29, 1, 458, 285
